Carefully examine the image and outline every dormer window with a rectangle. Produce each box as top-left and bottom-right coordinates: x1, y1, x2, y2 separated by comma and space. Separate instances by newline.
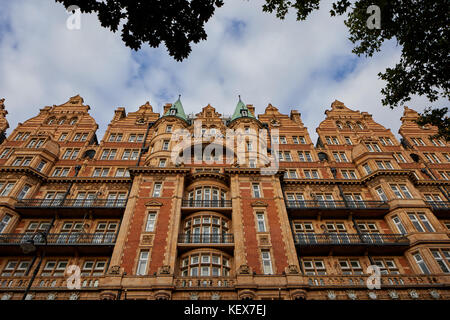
170, 108, 177, 116
241, 110, 248, 117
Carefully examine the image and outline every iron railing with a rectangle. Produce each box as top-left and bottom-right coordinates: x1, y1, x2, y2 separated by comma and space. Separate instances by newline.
181, 200, 232, 208
285, 200, 388, 210
425, 201, 450, 210
294, 233, 408, 245
178, 233, 234, 244
0, 233, 117, 245
15, 198, 127, 208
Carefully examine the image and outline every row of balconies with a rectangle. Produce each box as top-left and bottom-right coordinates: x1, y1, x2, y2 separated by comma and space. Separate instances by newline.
1, 274, 447, 292
0, 232, 117, 255
14, 198, 449, 211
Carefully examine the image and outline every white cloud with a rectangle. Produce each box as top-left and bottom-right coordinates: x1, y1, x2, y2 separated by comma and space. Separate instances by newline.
0, 0, 446, 143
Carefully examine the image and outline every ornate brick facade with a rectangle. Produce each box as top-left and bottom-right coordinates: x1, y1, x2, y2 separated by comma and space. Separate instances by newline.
0, 95, 448, 300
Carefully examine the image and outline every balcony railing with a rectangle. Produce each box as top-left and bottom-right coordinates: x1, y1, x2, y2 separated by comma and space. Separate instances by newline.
0, 233, 117, 245
294, 233, 408, 245
305, 274, 448, 287
181, 200, 232, 208
426, 201, 450, 210
15, 198, 127, 209
0, 276, 101, 290
178, 233, 234, 244
285, 200, 388, 210
174, 277, 234, 288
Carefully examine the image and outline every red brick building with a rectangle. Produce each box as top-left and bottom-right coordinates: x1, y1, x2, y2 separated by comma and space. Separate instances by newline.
0, 95, 448, 300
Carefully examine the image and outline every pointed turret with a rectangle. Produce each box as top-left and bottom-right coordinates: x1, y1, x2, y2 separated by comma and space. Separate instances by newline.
231, 96, 256, 121
164, 95, 187, 121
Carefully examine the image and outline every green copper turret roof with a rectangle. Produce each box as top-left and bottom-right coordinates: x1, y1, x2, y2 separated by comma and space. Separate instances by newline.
164, 95, 187, 121
230, 96, 256, 121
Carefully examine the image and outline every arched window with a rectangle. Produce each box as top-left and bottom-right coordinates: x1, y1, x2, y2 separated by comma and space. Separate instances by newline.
69, 117, 78, 125
336, 122, 343, 129
179, 250, 231, 277
346, 122, 353, 130
58, 117, 66, 125
47, 117, 56, 125
182, 214, 230, 244
187, 186, 227, 207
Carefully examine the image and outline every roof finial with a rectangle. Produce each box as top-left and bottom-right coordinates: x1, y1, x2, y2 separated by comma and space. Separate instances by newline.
238, 95, 241, 101
178, 94, 181, 100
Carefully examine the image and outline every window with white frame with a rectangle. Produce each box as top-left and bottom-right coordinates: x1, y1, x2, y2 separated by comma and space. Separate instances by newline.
153, 183, 162, 197
261, 250, 273, 274
256, 212, 266, 232
392, 216, 407, 234
136, 250, 149, 275
431, 249, 450, 273
373, 259, 399, 275
302, 259, 326, 275
413, 253, 430, 274
0, 214, 12, 233
304, 170, 319, 179
390, 184, 413, 199
100, 149, 117, 160
252, 184, 261, 198
408, 213, 434, 232
17, 184, 31, 200
145, 212, 157, 232
0, 182, 16, 197
363, 163, 372, 174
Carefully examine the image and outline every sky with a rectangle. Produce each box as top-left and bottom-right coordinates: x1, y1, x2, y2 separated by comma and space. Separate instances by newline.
0, 0, 446, 143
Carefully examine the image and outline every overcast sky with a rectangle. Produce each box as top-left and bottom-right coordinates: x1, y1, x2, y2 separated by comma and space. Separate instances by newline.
0, 0, 446, 143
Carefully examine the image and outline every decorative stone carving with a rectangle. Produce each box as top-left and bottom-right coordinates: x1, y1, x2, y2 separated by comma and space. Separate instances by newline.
238, 290, 256, 300
347, 291, 357, 300
290, 289, 306, 300
159, 265, 171, 275
145, 200, 163, 207
108, 265, 121, 275
211, 293, 221, 300
287, 265, 299, 274
238, 264, 251, 275
251, 200, 268, 207
409, 290, 419, 299
327, 291, 337, 300
429, 290, 440, 299
100, 291, 117, 300
1, 294, 11, 300
190, 292, 199, 300
47, 293, 56, 300
141, 234, 153, 245
388, 290, 399, 300
259, 235, 270, 246
154, 290, 171, 300
69, 293, 79, 300
368, 291, 377, 300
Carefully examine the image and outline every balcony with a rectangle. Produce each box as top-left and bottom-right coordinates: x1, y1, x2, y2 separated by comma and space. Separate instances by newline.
0, 276, 102, 293
174, 277, 235, 290
14, 198, 127, 218
305, 274, 449, 289
0, 232, 117, 255
285, 200, 389, 218
426, 201, 450, 217
177, 233, 234, 253
181, 200, 232, 213
294, 233, 409, 255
